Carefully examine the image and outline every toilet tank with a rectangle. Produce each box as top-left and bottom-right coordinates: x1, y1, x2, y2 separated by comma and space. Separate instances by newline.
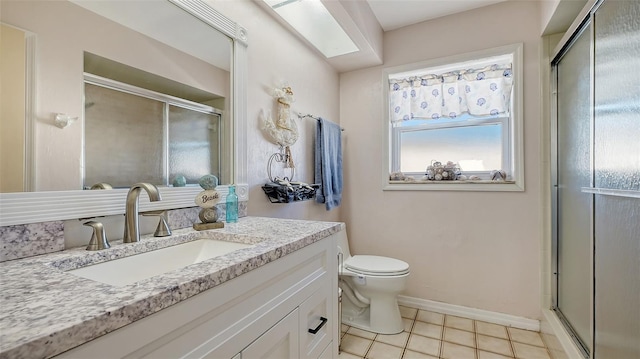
336, 230, 351, 259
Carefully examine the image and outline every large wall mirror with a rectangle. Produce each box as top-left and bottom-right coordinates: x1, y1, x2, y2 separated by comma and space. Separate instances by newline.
0, 0, 248, 226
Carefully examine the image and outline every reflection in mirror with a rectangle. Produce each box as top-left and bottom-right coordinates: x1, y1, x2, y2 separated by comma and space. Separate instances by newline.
0, 0, 233, 192
83, 71, 225, 189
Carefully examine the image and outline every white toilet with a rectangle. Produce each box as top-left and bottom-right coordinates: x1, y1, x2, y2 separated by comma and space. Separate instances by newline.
337, 230, 410, 334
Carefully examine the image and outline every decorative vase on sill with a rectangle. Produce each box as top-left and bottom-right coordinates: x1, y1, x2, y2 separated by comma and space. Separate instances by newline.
226, 185, 238, 223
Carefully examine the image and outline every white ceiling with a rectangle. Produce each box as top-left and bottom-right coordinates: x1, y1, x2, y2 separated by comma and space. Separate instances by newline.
365, 0, 509, 31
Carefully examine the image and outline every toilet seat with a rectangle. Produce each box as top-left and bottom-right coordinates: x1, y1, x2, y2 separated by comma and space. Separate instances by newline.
344, 255, 410, 276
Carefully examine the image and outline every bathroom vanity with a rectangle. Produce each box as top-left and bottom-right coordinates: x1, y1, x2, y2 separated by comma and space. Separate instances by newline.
0, 217, 342, 359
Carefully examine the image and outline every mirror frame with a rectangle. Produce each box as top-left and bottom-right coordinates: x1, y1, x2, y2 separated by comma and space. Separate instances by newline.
0, 0, 248, 227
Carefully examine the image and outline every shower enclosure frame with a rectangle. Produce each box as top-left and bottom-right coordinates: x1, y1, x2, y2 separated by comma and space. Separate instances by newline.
551, 0, 640, 358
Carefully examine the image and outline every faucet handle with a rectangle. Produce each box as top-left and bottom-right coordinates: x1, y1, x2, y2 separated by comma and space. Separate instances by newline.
141, 210, 172, 237
83, 221, 111, 251
89, 182, 113, 190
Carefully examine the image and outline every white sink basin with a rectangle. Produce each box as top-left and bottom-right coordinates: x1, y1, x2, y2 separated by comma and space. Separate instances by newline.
67, 239, 254, 287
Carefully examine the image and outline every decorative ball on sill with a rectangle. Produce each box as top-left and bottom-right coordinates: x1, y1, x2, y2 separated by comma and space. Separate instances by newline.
199, 174, 219, 190
490, 170, 507, 181
389, 172, 407, 181
172, 175, 186, 187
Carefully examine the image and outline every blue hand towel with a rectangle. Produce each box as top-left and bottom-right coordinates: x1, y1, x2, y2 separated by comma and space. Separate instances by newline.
315, 118, 343, 210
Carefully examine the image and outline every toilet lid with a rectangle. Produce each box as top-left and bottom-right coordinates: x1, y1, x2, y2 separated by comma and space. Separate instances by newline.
345, 255, 410, 276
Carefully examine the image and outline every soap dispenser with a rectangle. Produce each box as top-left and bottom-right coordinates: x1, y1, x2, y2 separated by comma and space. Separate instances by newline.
226, 185, 238, 223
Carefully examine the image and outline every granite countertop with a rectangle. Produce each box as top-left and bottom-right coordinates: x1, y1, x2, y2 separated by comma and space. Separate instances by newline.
0, 217, 344, 359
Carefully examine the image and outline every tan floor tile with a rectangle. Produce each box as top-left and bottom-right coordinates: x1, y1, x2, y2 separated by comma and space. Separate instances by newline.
476, 321, 509, 339
376, 331, 410, 348
403, 318, 415, 332
477, 334, 513, 357
546, 348, 569, 359
512, 342, 551, 359
366, 341, 404, 359
478, 350, 514, 359
444, 327, 476, 347
406, 334, 441, 357
416, 310, 444, 325
441, 341, 477, 359
540, 332, 564, 351
342, 324, 350, 333
412, 321, 443, 339
540, 333, 568, 359
375, 308, 549, 359
339, 351, 364, 359
508, 328, 545, 347
400, 305, 418, 319
341, 334, 373, 357
445, 315, 475, 332
402, 349, 439, 359
402, 349, 438, 359
348, 327, 377, 340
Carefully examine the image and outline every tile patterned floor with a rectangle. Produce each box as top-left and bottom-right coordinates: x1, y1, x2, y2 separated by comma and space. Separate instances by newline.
339, 306, 552, 359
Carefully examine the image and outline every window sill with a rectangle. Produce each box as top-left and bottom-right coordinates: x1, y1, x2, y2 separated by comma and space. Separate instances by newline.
384, 179, 523, 192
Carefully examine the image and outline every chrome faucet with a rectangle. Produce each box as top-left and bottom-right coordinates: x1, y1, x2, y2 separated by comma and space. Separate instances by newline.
123, 182, 162, 243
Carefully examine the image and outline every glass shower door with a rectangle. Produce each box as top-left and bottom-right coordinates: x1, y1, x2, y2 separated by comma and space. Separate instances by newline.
593, 1, 640, 358
554, 21, 593, 355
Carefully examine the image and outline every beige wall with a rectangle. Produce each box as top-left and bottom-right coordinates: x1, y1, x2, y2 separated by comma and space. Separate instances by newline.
0, 24, 26, 193
339, 1, 544, 319
1, 1, 229, 191
207, 0, 341, 222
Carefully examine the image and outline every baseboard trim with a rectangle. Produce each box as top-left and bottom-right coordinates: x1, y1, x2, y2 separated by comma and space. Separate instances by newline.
397, 295, 540, 331
541, 308, 585, 359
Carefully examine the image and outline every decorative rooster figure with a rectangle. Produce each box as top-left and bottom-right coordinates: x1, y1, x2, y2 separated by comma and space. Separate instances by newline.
261, 85, 298, 168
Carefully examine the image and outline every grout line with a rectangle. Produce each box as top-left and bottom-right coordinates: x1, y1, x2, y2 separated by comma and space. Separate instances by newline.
362, 333, 376, 359
507, 326, 518, 359
345, 308, 553, 359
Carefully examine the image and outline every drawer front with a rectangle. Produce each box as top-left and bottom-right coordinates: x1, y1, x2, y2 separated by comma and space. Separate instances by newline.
299, 279, 333, 359
317, 341, 333, 359
240, 309, 299, 359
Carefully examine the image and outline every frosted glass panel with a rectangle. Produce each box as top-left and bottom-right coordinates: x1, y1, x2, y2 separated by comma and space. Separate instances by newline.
594, 1, 640, 358
594, 196, 640, 358
84, 84, 164, 188
555, 21, 593, 352
594, 0, 640, 191
169, 105, 221, 185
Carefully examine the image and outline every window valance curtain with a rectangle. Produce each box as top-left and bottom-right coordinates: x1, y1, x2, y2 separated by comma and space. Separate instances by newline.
389, 64, 513, 123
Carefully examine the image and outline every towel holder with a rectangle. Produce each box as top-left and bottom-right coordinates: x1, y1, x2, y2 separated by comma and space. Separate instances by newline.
262, 146, 320, 203
267, 146, 295, 182
297, 113, 345, 131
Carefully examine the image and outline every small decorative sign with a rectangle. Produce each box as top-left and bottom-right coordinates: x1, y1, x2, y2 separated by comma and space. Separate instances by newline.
195, 190, 221, 208
193, 175, 224, 230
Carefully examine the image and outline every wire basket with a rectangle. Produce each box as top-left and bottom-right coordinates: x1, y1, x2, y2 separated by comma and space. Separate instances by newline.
261, 183, 320, 203
425, 161, 461, 181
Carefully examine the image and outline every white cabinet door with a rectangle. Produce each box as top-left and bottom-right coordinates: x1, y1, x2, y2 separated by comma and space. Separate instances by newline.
241, 309, 299, 359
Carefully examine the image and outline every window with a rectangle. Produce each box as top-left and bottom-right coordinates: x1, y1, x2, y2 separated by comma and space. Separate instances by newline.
383, 44, 524, 191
